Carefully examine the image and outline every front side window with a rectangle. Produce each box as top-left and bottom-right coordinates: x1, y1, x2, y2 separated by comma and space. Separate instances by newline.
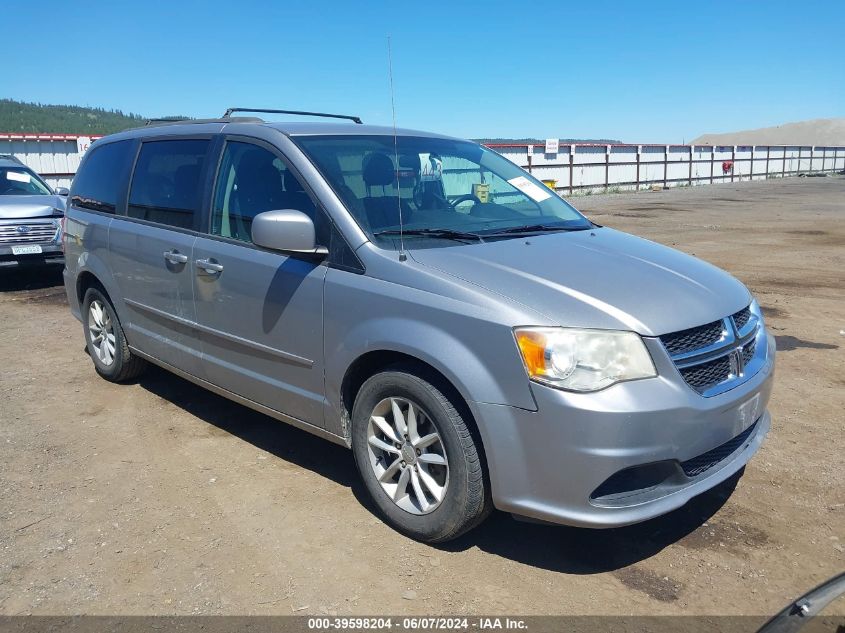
69, 140, 135, 213
211, 141, 318, 243
0, 167, 52, 196
294, 135, 591, 247
128, 139, 209, 229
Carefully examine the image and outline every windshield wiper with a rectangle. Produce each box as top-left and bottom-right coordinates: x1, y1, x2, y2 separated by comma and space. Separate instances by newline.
485, 223, 592, 235
373, 228, 484, 242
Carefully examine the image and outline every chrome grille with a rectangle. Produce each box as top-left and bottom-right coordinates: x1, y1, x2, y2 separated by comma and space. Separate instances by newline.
660, 303, 764, 397
660, 320, 725, 356
0, 222, 58, 245
742, 338, 756, 364
732, 307, 751, 330
680, 356, 732, 390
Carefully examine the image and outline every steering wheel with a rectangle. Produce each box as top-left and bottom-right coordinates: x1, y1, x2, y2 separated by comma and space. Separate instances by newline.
449, 193, 482, 210
2, 183, 27, 195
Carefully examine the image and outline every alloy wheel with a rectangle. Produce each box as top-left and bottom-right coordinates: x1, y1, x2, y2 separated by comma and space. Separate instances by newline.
366, 397, 449, 515
88, 299, 116, 366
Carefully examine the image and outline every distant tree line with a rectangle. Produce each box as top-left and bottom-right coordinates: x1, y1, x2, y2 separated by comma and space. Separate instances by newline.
0, 99, 187, 135
0, 99, 623, 141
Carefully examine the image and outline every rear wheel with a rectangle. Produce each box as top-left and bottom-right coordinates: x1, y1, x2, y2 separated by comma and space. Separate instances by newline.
351, 366, 490, 542
82, 287, 146, 382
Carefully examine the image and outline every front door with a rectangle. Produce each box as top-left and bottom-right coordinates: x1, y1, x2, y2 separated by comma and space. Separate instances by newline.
109, 138, 212, 375
192, 139, 328, 427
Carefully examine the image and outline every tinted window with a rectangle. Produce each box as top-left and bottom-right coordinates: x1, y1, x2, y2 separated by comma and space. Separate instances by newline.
128, 139, 209, 229
211, 141, 319, 242
70, 140, 134, 213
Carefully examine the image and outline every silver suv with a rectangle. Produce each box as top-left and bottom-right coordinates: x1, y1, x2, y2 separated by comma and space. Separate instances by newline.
0, 155, 67, 268
63, 109, 775, 542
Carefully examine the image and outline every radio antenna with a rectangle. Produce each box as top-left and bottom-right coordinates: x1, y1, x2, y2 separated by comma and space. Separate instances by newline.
387, 36, 406, 262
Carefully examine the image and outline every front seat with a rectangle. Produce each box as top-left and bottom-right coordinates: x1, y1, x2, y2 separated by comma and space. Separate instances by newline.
230, 153, 285, 240
362, 152, 401, 230
283, 170, 315, 216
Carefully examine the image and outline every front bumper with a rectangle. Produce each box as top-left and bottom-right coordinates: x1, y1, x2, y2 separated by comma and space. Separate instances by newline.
473, 330, 775, 528
0, 243, 64, 267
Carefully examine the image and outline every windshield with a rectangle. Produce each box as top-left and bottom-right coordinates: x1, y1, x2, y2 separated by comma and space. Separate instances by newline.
295, 135, 591, 246
0, 167, 53, 196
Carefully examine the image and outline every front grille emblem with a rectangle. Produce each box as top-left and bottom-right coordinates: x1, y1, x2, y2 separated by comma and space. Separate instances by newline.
15, 226, 32, 234
663, 306, 760, 397
729, 348, 744, 377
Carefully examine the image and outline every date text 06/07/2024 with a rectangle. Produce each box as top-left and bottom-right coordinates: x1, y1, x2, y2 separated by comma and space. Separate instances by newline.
306, 617, 527, 630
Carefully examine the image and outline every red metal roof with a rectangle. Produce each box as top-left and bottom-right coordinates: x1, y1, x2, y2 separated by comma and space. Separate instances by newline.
0, 133, 104, 140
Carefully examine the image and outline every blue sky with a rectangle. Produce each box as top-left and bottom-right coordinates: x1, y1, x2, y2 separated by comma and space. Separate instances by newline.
6, 0, 843, 142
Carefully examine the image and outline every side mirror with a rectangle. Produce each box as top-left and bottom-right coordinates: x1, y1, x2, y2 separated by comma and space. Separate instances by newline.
55, 187, 70, 196
251, 209, 327, 256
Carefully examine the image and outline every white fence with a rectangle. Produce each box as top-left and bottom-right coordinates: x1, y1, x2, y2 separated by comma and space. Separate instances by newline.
489, 143, 845, 194
2, 132, 843, 194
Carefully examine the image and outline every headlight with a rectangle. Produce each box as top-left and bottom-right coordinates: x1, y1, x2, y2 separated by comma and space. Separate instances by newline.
514, 327, 656, 392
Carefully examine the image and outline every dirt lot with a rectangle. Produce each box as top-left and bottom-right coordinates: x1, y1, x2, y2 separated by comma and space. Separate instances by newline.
0, 176, 843, 617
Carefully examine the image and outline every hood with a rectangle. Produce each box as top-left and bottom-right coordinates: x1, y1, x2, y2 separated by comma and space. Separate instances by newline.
409, 228, 750, 337
0, 194, 66, 220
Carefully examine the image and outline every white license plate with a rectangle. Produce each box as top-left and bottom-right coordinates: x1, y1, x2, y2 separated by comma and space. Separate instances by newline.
734, 393, 761, 434
11, 245, 43, 255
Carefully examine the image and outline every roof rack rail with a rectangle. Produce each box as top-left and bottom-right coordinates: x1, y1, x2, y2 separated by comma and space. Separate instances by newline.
142, 116, 264, 128
145, 117, 188, 125
223, 107, 363, 125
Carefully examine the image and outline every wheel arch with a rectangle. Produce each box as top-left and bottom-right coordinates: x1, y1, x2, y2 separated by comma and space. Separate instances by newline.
76, 270, 106, 304
339, 349, 490, 478
72, 255, 126, 324
74, 264, 139, 352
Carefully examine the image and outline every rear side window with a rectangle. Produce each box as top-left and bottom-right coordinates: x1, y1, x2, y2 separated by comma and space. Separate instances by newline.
128, 139, 209, 229
70, 140, 134, 213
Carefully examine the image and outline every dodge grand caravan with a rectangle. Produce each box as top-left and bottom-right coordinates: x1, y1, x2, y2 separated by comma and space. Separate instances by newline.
63, 109, 775, 542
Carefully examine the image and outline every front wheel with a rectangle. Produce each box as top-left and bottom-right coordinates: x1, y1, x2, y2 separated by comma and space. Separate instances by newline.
351, 366, 490, 542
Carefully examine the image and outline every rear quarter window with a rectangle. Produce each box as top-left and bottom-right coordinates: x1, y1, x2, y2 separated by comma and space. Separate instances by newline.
70, 140, 135, 213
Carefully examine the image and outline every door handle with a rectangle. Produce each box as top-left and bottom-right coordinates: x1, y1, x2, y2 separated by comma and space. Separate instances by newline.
195, 258, 224, 274
163, 250, 188, 264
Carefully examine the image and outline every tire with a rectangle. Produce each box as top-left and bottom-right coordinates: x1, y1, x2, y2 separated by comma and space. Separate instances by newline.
351, 365, 490, 542
82, 286, 147, 382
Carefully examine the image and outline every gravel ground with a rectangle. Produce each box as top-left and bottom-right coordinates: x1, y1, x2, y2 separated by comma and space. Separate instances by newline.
0, 175, 842, 617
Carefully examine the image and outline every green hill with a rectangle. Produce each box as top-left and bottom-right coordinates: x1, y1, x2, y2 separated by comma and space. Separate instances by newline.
0, 99, 187, 135
1, 99, 624, 142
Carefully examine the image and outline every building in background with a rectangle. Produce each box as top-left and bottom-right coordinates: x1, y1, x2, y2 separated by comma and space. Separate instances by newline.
2, 132, 842, 195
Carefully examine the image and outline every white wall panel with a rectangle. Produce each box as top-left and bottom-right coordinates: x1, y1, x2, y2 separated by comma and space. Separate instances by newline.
4, 134, 841, 198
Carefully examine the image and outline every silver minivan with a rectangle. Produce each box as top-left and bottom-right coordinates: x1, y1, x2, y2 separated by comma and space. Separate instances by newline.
63, 109, 775, 542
